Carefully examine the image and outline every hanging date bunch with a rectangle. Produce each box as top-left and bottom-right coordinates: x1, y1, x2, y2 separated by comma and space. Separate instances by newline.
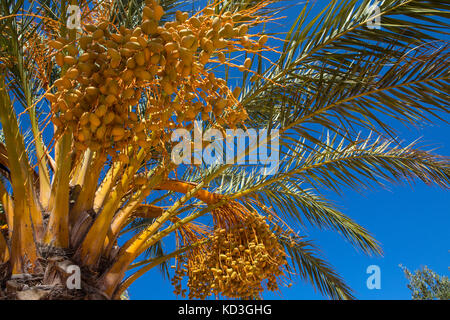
45, 0, 272, 162
171, 202, 288, 299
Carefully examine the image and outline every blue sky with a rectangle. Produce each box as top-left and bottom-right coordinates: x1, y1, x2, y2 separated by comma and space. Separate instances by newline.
126, 1, 449, 300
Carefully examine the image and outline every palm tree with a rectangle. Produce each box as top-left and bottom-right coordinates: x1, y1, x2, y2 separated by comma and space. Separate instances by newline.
0, 0, 448, 300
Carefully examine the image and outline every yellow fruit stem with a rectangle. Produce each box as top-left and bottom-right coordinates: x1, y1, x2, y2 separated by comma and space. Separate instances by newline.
100, 177, 223, 296
0, 231, 9, 263
44, 1, 79, 247
114, 239, 209, 299
101, 162, 231, 296
8, 11, 52, 211
70, 149, 93, 186
44, 129, 72, 247
69, 153, 105, 225
103, 188, 149, 256
31, 112, 52, 210
77, 149, 146, 267
156, 180, 219, 204
0, 179, 14, 235
0, 77, 39, 273
104, 177, 219, 260
28, 181, 44, 240
93, 162, 124, 211
104, 166, 166, 255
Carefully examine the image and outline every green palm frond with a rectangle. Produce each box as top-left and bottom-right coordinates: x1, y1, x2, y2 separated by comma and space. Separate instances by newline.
242, 0, 449, 140
253, 185, 382, 255
278, 43, 448, 141
282, 135, 450, 191
280, 236, 355, 300
206, 0, 284, 14
220, 134, 449, 198
143, 238, 170, 279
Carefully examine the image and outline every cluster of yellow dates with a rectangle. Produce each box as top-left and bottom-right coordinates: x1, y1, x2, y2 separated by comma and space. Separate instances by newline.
172, 211, 287, 299
46, 0, 266, 161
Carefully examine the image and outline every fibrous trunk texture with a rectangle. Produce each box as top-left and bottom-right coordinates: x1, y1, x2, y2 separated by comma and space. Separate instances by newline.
0, 245, 109, 300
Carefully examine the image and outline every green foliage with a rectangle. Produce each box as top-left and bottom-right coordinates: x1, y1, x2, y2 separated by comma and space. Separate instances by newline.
401, 265, 450, 300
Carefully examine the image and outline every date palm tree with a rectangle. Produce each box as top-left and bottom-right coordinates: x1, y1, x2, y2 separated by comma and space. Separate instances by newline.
0, 0, 448, 300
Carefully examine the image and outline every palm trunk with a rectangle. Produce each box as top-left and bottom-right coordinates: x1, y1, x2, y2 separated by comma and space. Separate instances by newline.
0, 249, 111, 300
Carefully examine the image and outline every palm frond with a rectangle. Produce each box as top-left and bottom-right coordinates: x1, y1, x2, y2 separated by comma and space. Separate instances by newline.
254, 185, 382, 255
223, 134, 450, 199
280, 235, 355, 300
143, 238, 170, 279
242, 0, 450, 141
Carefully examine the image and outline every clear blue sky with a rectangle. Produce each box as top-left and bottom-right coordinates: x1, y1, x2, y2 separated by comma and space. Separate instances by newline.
126, 1, 449, 300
